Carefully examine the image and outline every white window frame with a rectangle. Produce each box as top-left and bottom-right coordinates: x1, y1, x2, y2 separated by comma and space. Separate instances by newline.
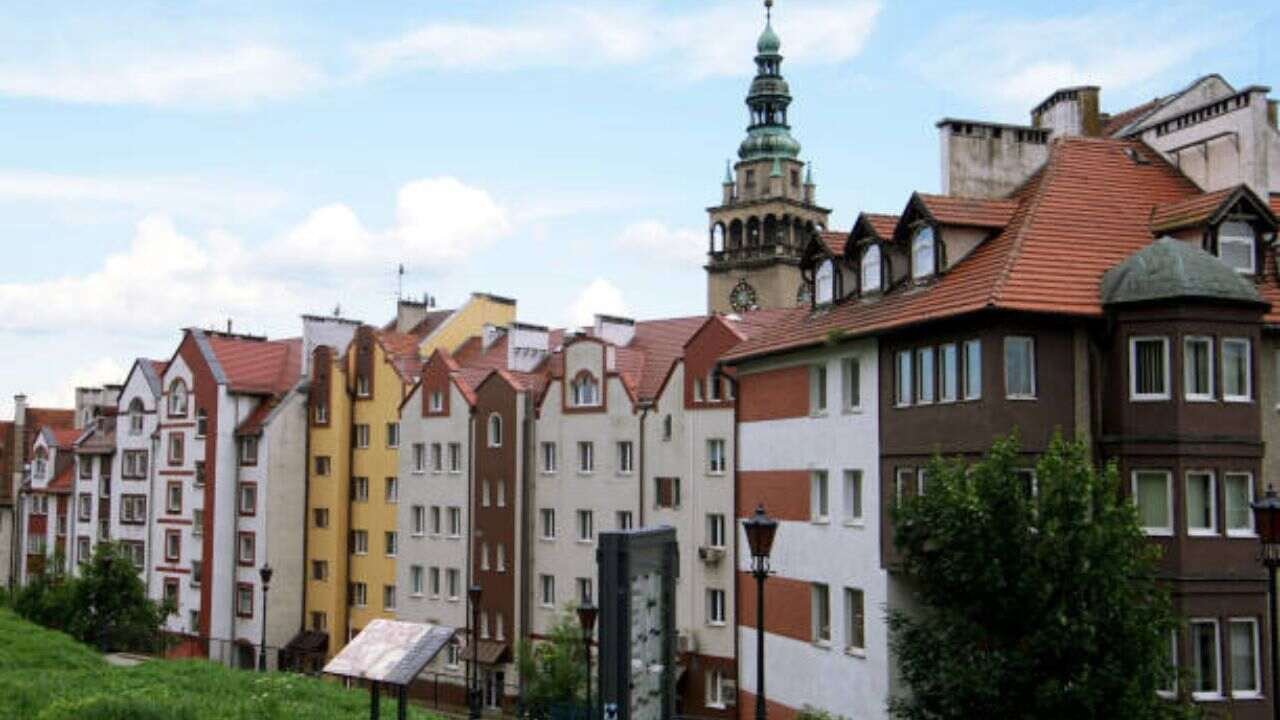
577, 509, 594, 543
815, 259, 835, 304
1129, 336, 1170, 401
617, 441, 634, 474
895, 350, 913, 406
412, 443, 426, 474
487, 413, 502, 447
809, 363, 827, 415
841, 356, 861, 411
1222, 337, 1252, 402
1132, 470, 1174, 536
540, 574, 555, 607
916, 347, 935, 404
540, 442, 557, 474
429, 390, 444, 412
810, 470, 829, 523
410, 566, 424, 597
1184, 336, 1215, 401
1189, 618, 1223, 700
707, 439, 726, 475
540, 508, 556, 540
1229, 617, 1262, 698
844, 587, 866, 655
1157, 628, 1178, 699
1225, 472, 1256, 537
411, 505, 425, 536
706, 588, 726, 626
860, 245, 881, 293
578, 441, 594, 474
1218, 220, 1256, 274
843, 470, 863, 525
1004, 336, 1036, 399
938, 343, 958, 403
911, 226, 936, 279
811, 583, 831, 646
1184, 470, 1217, 537
386, 422, 400, 449
707, 513, 726, 548
355, 424, 370, 449
963, 339, 982, 400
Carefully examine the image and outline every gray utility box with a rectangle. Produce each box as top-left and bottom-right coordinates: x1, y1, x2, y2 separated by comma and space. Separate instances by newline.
597, 527, 678, 720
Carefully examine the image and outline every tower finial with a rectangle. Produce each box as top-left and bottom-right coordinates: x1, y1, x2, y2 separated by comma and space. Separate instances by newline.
765, 0, 773, 22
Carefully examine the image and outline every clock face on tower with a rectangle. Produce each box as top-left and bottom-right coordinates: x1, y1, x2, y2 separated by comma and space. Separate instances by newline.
729, 280, 758, 313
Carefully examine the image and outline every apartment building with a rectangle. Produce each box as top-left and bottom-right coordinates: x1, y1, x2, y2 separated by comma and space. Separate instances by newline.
299, 294, 514, 667
19, 426, 80, 579
722, 71, 1280, 719
110, 359, 167, 585
2, 397, 74, 587
70, 409, 117, 570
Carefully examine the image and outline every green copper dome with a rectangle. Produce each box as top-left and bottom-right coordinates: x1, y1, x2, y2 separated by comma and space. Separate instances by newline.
739, 128, 801, 161
757, 21, 781, 55
737, 7, 800, 161
1101, 237, 1263, 306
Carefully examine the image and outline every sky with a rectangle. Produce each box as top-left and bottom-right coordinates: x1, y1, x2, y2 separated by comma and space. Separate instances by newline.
1, 0, 1277, 416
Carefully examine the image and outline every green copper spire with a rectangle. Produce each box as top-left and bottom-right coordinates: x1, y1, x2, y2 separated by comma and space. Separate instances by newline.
723, 159, 734, 185
738, 0, 801, 161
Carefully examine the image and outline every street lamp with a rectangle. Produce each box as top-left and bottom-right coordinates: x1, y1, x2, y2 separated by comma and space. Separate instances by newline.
577, 603, 599, 719
258, 563, 273, 672
1251, 485, 1280, 720
743, 504, 778, 720
468, 585, 483, 719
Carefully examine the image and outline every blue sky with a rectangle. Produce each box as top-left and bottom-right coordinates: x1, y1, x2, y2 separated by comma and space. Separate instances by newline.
1, 0, 1277, 414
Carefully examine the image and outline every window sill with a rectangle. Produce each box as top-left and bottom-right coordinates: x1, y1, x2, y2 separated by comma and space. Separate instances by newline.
1141, 529, 1174, 537
1224, 397, 1253, 404
812, 640, 832, 651
447, 597, 460, 603
1231, 691, 1263, 701
1187, 529, 1219, 538
810, 518, 830, 526
707, 703, 727, 711
616, 471, 634, 477
412, 470, 425, 476
1192, 692, 1224, 702
410, 592, 423, 599
1185, 395, 1215, 403
446, 535, 462, 541
578, 471, 595, 477
576, 539, 594, 546
842, 407, 863, 415
540, 471, 557, 476
843, 519, 865, 529
706, 471, 727, 478
1130, 395, 1171, 402
845, 647, 866, 658
1005, 395, 1038, 401
539, 537, 556, 543
707, 621, 726, 628
1228, 531, 1258, 539
809, 411, 829, 419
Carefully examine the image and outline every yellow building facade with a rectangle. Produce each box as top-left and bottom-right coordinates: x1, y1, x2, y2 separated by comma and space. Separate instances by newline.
304, 295, 515, 658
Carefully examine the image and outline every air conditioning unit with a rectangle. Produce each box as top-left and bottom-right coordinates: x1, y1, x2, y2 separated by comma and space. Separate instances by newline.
677, 631, 698, 655
698, 546, 725, 564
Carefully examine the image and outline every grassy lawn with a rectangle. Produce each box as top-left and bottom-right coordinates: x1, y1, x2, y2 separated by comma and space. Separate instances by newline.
0, 608, 445, 720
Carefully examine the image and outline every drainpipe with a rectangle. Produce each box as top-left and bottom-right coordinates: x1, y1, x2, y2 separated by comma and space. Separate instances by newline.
719, 363, 743, 702
465, 404, 476, 631
637, 403, 652, 528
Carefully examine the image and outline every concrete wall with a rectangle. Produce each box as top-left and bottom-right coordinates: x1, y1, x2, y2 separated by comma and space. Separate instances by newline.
261, 390, 307, 666
938, 121, 1049, 199
153, 351, 203, 640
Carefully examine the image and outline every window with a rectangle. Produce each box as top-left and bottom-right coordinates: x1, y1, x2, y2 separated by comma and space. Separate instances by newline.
694, 378, 705, 402
815, 259, 836, 304
448, 443, 462, 473
707, 589, 726, 625
916, 347, 935, 404
570, 374, 601, 407
841, 357, 861, 410
314, 403, 327, 425
1190, 619, 1221, 699
894, 468, 913, 507
447, 507, 461, 537
80, 457, 93, 479
430, 567, 441, 597
427, 443, 440, 472
845, 588, 865, 653
312, 560, 328, 581
123, 450, 148, 478
540, 509, 556, 539
963, 339, 982, 400
1184, 336, 1214, 400
314, 456, 331, 477
163, 577, 180, 608
617, 441, 634, 474
195, 409, 208, 438
1222, 338, 1251, 401
707, 669, 731, 709
351, 530, 368, 555
656, 477, 681, 509
385, 477, 398, 504
895, 350, 913, 406
56, 514, 67, 537
237, 532, 254, 565
355, 424, 370, 449
861, 245, 881, 292
122, 541, 144, 568
165, 529, 181, 561
576, 577, 593, 605
350, 582, 368, 608
385, 531, 398, 557
843, 470, 863, 524
237, 584, 255, 618
707, 513, 726, 548
707, 439, 726, 474
487, 414, 502, 447
411, 505, 425, 535
168, 380, 188, 417
129, 398, 145, 434
191, 559, 202, 586
412, 443, 426, 473
313, 508, 329, 528
540, 574, 556, 607
431, 506, 442, 534
78, 493, 92, 521
1185, 471, 1216, 535
351, 477, 369, 502
445, 640, 459, 667
810, 364, 828, 414
812, 583, 831, 644
912, 226, 936, 278
383, 585, 396, 610
446, 569, 460, 599
120, 495, 146, 524
811, 471, 829, 522
1229, 618, 1261, 697
1217, 220, 1256, 274
1133, 471, 1173, 535
77, 536, 90, 564
541, 442, 557, 473
311, 611, 327, 632
663, 415, 673, 440
168, 433, 184, 466
192, 510, 203, 535
496, 543, 506, 572
356, 374, 370, 397
1004, 336, 1036, 398
1225, 473, 1255, 536
163, 481, 181, 514
495, 612, 505, 641
239, 436, 258, 465
578, 442, 594, 473
708, 371, 724, 401
429, 390, 444, 412
577, 510, 594, 542
1130, 337, 1170, 400
481, 481, 491, 507
938, 344, 958, 402
237, 483, 256, 515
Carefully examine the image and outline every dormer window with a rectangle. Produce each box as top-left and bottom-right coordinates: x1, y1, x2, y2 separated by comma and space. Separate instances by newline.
1217, 221, 1256, 274
487, 413, 503, 448
128, 398, 144, 435
33, 447, 47, 480
429, 391, 444, 413
911, 226, 936, 279
815, 259, 836, 305
570, 373, 601, 407
168, 379, 188, 417
860, 245, 882, 293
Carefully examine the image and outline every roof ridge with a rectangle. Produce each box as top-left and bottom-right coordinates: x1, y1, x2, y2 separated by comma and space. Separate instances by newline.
988, 141, 1064, 306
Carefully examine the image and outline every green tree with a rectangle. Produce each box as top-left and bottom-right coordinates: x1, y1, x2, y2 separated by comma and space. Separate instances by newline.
518, 606, 587, 710
889, 433, 1199, 720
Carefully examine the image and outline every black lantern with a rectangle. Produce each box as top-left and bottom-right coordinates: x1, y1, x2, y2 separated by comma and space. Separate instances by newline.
258, 563, 273, 672
467, 585, 483, 719
1251, 486, 1280, 720
577, 603, 599, 718
742, 504, 778, 719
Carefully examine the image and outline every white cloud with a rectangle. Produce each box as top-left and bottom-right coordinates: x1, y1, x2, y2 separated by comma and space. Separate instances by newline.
0, 170, 287, 222
0, 45, 323, 108
912, 5, 1243, 109
354, 1, 881, 79
23, 357, 130, 414
614, 220, 705, 265
566, 278, 628, 329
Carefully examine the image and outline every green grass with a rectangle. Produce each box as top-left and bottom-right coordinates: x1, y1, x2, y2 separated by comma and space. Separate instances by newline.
0, 608, 444, 720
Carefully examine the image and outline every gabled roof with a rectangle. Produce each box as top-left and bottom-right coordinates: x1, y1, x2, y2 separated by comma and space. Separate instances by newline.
44, 426, 81, 451
27, 408, 74, 432
907, 193, 1018, 231
46, 463, 74, 493
819, 231, 847, 256
408, 309, 455, 338
205, 335, 302, 395
374, 330, 425, 383
1101, 98, 1162, 137
616, 316, 708, 402
725, 137, 1210, 363
1150, 185, 1277, 233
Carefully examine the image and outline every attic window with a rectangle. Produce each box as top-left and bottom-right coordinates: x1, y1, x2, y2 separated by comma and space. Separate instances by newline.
1217, 221, 1256, 274
815, 259, 837, 305
570, 373, 601, 407
912, 226, 937, 279
861, 245, 882, 293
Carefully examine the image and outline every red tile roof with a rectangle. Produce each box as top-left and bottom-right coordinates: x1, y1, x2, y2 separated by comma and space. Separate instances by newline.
1270, 194, 1279, 216
1150, 187, 1238, 232
819, 231, 847, 256
914, 193, 1018, 229
1101, 98, 1162, 136
862, 214, 899, 241
27, 408, 74, 432
46, 463, 74, 493
49, 427, 82, 450
207, 336, 302, 395
725, 137, 1206, 363
408, 309, 455, 338
236, 396, 280, 437
375, 330, 425, 383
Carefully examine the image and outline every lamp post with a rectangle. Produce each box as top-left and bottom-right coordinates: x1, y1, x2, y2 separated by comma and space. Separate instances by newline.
743, 504, 778, 720
258, 563, 273, 672
577, 603, 599, 719
468, 584, 483, 719
1251, 486, 1280, 720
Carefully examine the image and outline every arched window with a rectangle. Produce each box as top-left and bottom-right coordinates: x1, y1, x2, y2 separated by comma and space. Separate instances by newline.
815, 259, 836, 305
861, 245, 882, 293
487, 413, 502, 448
711, 224, 725, 253
1217, 220, 1256, 274
570, 373, 600, 407
168, 379, 188, 417
129, 398, 145, 435
912, 226, 936, 279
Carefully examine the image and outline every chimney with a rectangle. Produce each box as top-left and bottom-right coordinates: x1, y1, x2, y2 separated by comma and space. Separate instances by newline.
506, 322, 551, 373
1031, 86, 1101, 137
396, 297, 431, 334
594, 314, 636, 347
302, 315, 359, 377
13, 394, 26, 425
227, 319, 233, 334
1269, 100, 1278, 131
937, 119, 1051, 199
481, 324, 507, 352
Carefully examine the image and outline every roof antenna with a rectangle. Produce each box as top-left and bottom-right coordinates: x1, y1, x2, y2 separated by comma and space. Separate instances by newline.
333, 303, 341, 318
397, 263, 405, 301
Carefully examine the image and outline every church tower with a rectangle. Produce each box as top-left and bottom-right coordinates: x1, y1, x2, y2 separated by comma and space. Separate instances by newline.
706, 0, 830, 314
